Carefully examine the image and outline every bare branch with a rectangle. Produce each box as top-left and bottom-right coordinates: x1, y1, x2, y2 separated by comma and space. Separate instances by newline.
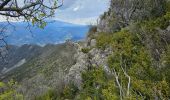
0, 0, 11, 10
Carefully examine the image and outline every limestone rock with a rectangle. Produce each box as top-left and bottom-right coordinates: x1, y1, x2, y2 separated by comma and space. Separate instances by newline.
90, 39, 96, 47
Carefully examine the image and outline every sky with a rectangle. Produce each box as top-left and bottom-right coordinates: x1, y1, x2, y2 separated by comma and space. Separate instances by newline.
55, 0, 110, 25
0, 0, 110, 25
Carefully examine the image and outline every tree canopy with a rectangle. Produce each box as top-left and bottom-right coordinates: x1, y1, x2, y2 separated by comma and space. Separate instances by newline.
0, 0, 63, 26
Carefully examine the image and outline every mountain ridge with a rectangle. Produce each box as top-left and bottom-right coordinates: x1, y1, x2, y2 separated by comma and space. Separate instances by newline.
0, 20, 89, 46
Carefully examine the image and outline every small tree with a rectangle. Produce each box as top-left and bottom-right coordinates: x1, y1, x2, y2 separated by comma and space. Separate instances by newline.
0, 0, 63, 59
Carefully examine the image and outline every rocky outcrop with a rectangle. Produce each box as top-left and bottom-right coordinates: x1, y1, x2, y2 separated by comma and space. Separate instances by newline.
65, 42, 89, 89
65, 40, 112, 89
98, 0, 166, 33
89, 47, 112, 72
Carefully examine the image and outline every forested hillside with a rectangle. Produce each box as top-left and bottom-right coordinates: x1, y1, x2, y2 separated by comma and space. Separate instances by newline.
1, 0, 170, 100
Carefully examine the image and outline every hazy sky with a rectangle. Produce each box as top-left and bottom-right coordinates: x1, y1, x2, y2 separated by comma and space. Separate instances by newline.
55, 0, 110, 25
0, 0, 110, 25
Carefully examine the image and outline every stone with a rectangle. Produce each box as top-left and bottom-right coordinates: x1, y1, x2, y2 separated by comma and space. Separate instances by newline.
90, 39, 97, 47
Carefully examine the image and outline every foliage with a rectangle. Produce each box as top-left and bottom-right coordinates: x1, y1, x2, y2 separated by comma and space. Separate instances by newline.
0, 80, 23, 100
102, 81, 119, 100
81, 48, 91, 54
35, 89, 57, 100
96, 32, 113, 49
95, 11, 170, 98
61, 84, 79, 100
78, 67, 108, 100
0, 0, 61, 29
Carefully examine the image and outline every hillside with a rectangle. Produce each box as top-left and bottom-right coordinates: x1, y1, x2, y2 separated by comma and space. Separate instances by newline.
1, 0, 170, 100
0, 45, 42, 72
0, 42, 79, 99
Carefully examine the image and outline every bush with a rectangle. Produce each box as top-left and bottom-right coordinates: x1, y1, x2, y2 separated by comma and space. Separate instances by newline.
0, 80, 24, 100
81, 48, 91, 54
96, 32, 113, 49
78, 67, 108, 100
35, 89, 56, 100
61, 84, 78, 100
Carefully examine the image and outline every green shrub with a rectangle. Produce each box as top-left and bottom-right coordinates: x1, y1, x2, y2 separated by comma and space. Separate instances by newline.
35, 89, 56, 100
61, 84, 78, 100
165, 0, 170, 12
0, 80, 24, 100
96, 32, 113, 49
78, 67, 108, 100
81, 48, 91, 54
106, 26, 170, 99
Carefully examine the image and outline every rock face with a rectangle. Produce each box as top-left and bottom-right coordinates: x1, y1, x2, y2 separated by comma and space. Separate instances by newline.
90, 39, 97, 47
65, 42, 89, 89
65, 41, 112, 89
98, 0, 166, 33
89, 47, 112, 69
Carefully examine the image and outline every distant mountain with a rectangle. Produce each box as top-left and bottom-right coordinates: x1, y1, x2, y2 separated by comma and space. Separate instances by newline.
0, 42, 78, 98
0, 20, 89, 46
0, 42, 77, 80
0, 44, 42, 72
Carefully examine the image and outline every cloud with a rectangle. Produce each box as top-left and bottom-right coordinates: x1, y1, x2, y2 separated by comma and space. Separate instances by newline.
55, 0, 109, 24
55, 16, 99, 25
0, 0, 110, 25
73, 5, 80, 11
